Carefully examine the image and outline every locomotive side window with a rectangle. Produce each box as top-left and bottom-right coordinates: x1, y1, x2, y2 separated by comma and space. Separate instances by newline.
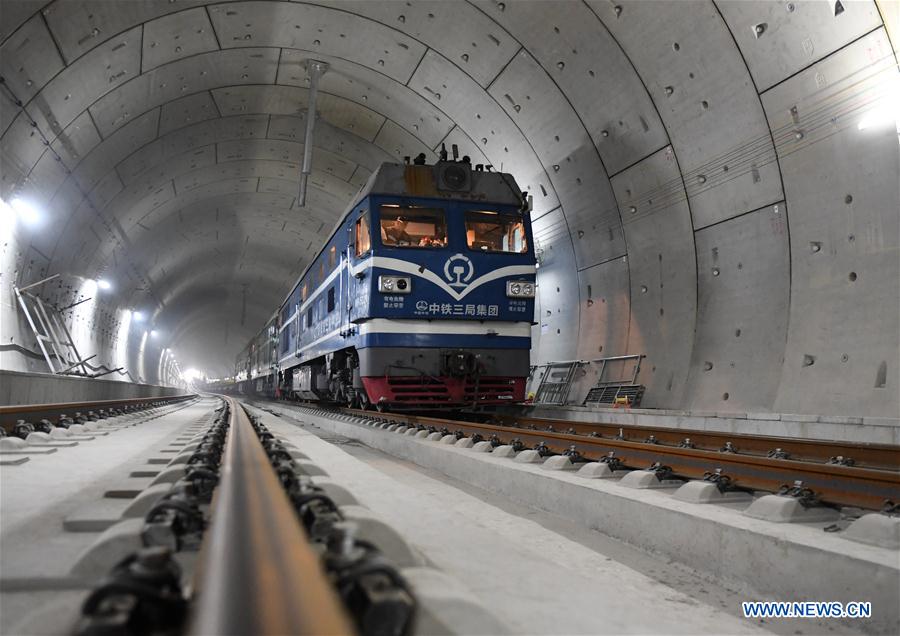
355, 213, 371, 257
465, 211, 528, 253
328, 246, 337, 269
327, 287, 336, 313
380, 206, 447, 248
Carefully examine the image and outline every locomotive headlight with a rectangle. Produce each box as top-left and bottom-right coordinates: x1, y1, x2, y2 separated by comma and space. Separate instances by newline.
379, 275, 411, 294
506, 280, 536, 298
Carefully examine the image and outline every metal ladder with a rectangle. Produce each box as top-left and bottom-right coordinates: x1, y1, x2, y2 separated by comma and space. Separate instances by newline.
13, 274, 94, 376
533, 361, 580, 405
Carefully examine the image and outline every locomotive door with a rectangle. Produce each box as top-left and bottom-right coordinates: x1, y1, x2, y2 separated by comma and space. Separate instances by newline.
293, 301, 302, 358
349, 211, 372, 325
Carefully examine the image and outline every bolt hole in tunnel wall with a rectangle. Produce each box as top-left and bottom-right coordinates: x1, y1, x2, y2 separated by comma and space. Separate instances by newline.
0, 1, 897, 419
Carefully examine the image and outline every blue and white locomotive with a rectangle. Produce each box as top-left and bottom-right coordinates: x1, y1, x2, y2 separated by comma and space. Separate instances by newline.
237, 153, 536, 409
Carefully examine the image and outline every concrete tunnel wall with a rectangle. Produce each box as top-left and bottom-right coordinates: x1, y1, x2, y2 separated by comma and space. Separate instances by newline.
0, 0, 897, 417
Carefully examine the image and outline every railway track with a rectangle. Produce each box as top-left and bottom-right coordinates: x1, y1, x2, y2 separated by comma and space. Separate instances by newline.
5, 395, 895, 632
487, 412, 899, 470
35, 396, 416, 635
336, 407, 900, 512
0, 395, 197, 434
187, 397, 356, 635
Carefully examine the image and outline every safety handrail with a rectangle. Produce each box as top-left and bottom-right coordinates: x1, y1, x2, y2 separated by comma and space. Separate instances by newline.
188, 398, 354, 635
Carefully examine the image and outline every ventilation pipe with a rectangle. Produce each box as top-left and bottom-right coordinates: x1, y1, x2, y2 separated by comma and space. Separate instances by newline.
298, 60, 329, 208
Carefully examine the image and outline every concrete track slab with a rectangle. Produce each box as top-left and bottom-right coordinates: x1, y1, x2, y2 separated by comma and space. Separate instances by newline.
0, 398, 212, 633
523, 405, 899, 445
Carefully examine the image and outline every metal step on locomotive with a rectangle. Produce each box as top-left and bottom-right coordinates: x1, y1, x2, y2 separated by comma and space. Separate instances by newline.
234, 146, 537, 409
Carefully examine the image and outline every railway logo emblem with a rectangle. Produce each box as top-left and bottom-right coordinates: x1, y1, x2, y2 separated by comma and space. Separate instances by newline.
443, 254, 474, 288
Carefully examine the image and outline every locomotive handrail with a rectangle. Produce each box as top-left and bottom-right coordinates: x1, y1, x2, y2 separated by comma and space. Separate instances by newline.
188, 397, 354, 635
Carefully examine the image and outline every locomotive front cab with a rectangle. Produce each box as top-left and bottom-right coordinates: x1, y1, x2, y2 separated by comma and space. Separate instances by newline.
350, 176, 537, 409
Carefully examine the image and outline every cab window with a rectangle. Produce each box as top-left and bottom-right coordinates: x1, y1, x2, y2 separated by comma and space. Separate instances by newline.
380, 205, 447, 248
465, 211, 528, 253
355, 213, 371, 257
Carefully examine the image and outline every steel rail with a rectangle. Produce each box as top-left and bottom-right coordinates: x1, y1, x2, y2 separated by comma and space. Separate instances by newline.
341, 408, 899, 511
188, 397, 354, 636
0, 395, 196, 432
487, 413, 900, 471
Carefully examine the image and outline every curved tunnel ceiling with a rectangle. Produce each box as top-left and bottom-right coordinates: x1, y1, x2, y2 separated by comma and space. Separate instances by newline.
1, 0, 898, 415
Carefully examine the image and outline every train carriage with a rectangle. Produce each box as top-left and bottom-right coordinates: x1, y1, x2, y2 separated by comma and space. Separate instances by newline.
234, 312, 278, 396
239, 153, 536, 409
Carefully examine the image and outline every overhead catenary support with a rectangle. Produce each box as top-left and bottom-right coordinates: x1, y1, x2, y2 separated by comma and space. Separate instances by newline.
298, 60, 329, 208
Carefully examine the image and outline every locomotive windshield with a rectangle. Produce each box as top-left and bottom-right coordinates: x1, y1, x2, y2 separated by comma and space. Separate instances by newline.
380, 205, 447, 248
465, 211, 528, 253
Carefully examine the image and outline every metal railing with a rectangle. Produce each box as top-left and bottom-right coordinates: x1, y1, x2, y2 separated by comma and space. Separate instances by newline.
530, 355, 645, 406
532, 361, 580, 405
188, 397, 354, 635
14, 275, 95, 376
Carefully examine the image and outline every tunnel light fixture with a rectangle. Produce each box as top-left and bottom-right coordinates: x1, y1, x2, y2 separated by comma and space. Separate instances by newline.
150, 329, 158, 338
9, 197, 42, 227
133, 311, 144, 322
858, 85, 900, 131
857, 103, 899, 131
97, 279, 112, 291
0, 198, 14, 234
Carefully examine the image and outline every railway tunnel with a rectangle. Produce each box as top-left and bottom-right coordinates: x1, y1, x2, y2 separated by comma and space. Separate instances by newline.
1, 1, 898, 635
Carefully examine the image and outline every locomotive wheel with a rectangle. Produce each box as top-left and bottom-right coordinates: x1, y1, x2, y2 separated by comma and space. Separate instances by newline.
357, 390, 372, 411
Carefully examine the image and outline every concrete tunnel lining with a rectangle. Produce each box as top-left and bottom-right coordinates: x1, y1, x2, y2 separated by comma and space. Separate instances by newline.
0, 0, 897, 417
